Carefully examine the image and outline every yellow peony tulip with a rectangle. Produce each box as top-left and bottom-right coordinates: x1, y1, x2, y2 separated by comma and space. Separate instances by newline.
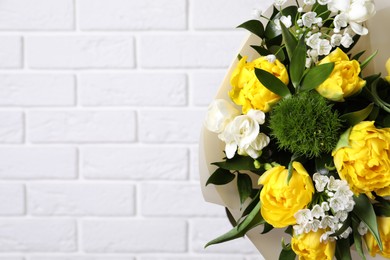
258, 162, 314, 228
365, 216, 390, 258
229, 56, 289, 113
291, 229, 336, 260
333, 121, 390, 198
386, 58, 390, 82
316, 48, 366, 102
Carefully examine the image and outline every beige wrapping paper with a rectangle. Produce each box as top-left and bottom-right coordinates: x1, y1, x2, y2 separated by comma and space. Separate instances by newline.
199, 1, 390, 259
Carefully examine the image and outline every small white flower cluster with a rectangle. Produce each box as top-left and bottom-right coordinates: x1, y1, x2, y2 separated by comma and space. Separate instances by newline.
204, 99, 270, 159
293, 173, 355, 242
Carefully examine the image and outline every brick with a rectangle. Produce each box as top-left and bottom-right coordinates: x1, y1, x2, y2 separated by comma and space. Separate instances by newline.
190, 145, 200, 181
0, 147, 76, 179
190, 219, 258, 254
139, 34, 245, 68
28, 183, 135, 216
0, 0, 73, 30
28, 110, 136, 143
0, 257, 24, 260
0, 36, 22, 68
26, 36, 135, 69
0, 111, 23, 143
139, 257, 245, 260
0, 219, 76, 252
81, 147, 188, 180
0, 74, 75, 106
79, 0, 186, 30
140, 183, 224, 217
139, 109, 205, 143
82, 219, 187, 253
190, 72, 225, 106
79, 73, 187, 106
31, 257, 134, 260
0, 184, 25, 215
192, 0, 269, 29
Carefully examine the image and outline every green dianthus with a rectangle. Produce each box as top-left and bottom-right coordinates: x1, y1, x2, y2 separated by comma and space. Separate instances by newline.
269, 91, 342, 158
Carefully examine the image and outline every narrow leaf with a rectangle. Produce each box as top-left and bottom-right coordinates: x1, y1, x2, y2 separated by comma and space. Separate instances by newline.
206, 168, 235, 186
237, 173, 253, 205
353, 194, 383, 250
279, 248, 296, 260
225, 207, 237, 227
237, 20, 265, 39
352, 216, 366, 260
334, 128, 352, 152
352, 50, 365, 61
290, 36, 307, 88
205, 201, 264, 247
360, 50, 378, 71
280, 22, 297, 61
335, 238, 352, 260
255, 68, 291, 97
300, 63, 335, 91
340, 103, 374, 126
212, 155, 258, 171
241, 191, 260, 218
261, 222, 274, 234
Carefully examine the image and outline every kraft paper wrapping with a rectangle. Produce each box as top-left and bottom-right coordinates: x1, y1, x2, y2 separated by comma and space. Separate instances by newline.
199, 1, 390, 259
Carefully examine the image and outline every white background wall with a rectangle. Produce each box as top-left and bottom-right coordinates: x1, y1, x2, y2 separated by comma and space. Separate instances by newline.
0, 0, 274, 259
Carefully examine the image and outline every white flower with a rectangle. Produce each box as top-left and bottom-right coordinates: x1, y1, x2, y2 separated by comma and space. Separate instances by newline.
320, 215, 336, 229
341, 33, 354, 48
313, 173, 329, 192
329, 196, 345, 211
340, 227, 353, 239
335, 210, 348, 222
293, 224, 305, 235
274, 0, 287, 6
334, 182, 354, 199
345, 199, 355, 212
247, 109, 266, 125
321, 201, 330, 212
239, 133, 270, 159
311, 204, 325, 219
304, 0, 316, 5
274, 15, 292, 31
320, 231, 334, 242
306, 32, 321, 49
328, 176, 342, 191
350, 22, 368, 35
295, 209, 313, 225
298, 7, 303, 13
302, 12, 319, 27
317, 39, 332, 56
265, 54, 276, 63
358, 221, 368, 235
334, 13, 348, 31
205, 99, 240, 134
317, 0, 331, 5
331, 34, 342, 47
311, 219, 321, 232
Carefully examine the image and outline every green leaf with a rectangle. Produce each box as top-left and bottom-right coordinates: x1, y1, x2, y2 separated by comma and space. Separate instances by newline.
300, 63, 335, 92
331, 217, 351, 237
279, 247, 296, 260
370, 78, 390, 113
315, 154, 333, 175
261, 222, 274, 234
334, 128, 352, 152
225, 207, 237, 227
280, 22, 297, 61
374, 204, 390, 217
335, 238, 352, 260
353, 194, 383, 251
269, 45, 286, 62
360, 50, 378, 71
237, 173, 253, 205
212, 155, 259, 171
340, 103, 374, 126
351, 50, 365, 61
352, 216, 366, 260
290, 36, 306, 89
237, 20, 265, 38
205, 201, 264, 247
255, 68, 291, 98
264, 6, 297, 41
250, 45, 270, 56
206, 168, 235, 186
241, 191, 260, 218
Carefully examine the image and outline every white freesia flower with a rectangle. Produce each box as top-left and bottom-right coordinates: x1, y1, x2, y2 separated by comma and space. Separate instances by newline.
311, 204, 325, 219
334, 13, 348, 31
304, 0, 316, 5
358, 221, 368, 235
306, 32, 321, 49
239, 133, 270, 159
205, 99, 240, 134
313, 173, 329, 192
247, 109, 266, 124
317, 39, 332, 55
331, 34, 342, 47
302, 12, 319, 27
295, 209, 313, 225
274, 0, 287, 6
350, 22, 368, 35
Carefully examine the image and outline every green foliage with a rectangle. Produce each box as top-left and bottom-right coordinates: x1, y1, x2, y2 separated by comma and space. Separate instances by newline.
212, 155, 260, 171
340, 103, 374, 126
206, 168, 235, 186
237, 20, 265, 39
255, 68, 291, 98
300, 63, 335, 92
269, 91, 342, 157
352, 216, 366, 260
237, 173, 252, 205
290, 36, 307, 89
335, 238, 352, 260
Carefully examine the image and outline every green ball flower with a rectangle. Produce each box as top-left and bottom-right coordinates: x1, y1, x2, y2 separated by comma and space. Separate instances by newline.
269, 91, 342, 158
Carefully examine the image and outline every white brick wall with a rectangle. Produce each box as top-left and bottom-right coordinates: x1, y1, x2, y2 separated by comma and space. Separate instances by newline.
0, 0, 274, 259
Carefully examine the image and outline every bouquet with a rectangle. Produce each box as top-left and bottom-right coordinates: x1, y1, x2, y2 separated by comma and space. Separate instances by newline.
201, 0, 390, 259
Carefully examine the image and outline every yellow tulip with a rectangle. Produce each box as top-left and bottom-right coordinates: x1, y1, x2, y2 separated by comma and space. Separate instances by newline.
365, 216, 390, 258
292, 229, 336, 260
316, 48, 366, 102
229, 56, 289, 113
333, 121, 390, 198
258, 162, 314, 228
